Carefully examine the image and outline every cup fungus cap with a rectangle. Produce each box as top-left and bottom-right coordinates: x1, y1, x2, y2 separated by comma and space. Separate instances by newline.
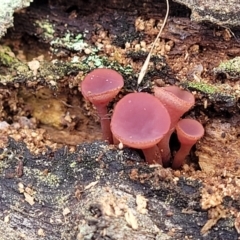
154, 86, 195, 127
79, 68, 124, 143
110, 92, 171, 149
176, 118, 204, 145
80, 68, 124, 105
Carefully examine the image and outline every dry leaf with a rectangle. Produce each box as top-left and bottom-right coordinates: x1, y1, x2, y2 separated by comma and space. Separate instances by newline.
201, 205, 227, 235
125, 209, 138, 230
28, 59, 40, 76
25, 186, 35, 195
100, 191, 127, 217
18, 182, 25, 193
63, 207, 71, 216
24, 192, 35, 205
4, 215, 10, 223
136, 194, 148, 214
84, 181, 98, 190
201, 218, 218, 235
37, 228, 45, 236
235, 212, 240, 234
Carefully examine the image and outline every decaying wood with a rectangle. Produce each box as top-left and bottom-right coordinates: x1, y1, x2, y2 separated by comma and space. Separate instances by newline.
174, 0, 240, 27
5, 0, 240, 113
0, 1, 240, 240
0, 139, 238, 240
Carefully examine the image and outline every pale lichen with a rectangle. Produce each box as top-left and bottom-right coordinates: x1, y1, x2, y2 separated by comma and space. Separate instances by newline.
35, 19, 55, 42
50, 32, 94, 53
214, 57, 240, 78
23, 167, 61, 188
0, 0, 34, 38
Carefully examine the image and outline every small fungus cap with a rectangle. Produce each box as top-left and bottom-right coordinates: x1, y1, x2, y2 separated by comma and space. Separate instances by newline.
154, 86, 195, 127
163, 86, 194, 102
111, 92, 171, 149
176, 118, 204, 145
80, 68, 124, 105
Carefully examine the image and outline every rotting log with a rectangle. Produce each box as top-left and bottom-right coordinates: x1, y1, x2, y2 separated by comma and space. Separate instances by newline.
0, 0, 240, 239
2, 0, 240, 114
0, 139, 238, 239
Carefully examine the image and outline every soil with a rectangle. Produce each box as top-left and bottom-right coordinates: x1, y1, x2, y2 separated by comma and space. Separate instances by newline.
0, 0, 239, 239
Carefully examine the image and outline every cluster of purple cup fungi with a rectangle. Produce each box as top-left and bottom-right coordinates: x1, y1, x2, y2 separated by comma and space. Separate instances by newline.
79, 68, 204, 169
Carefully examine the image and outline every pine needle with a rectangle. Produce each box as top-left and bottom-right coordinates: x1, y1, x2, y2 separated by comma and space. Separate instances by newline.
137, 0, 170, 85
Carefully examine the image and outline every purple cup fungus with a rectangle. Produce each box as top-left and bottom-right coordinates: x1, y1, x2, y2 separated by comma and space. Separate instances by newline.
80, 68, 124, 143
172, 118, 204, 169
110, 92, 171, 165
154, 86, 195, 167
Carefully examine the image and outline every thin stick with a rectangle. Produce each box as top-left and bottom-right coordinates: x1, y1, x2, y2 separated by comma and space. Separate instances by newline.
137, 0, 170, 85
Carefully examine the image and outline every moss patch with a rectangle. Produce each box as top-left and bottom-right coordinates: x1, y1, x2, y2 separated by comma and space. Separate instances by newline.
183, 81, 218, 94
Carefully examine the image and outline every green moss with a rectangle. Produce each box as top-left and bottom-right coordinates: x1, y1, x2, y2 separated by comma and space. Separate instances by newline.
0, 54, 87, 83
0, 40, 133, 86
0, 45, 30, 83
185, 81, 218, 94
39, 60, 87, 82
35, 20, 55, 41
0, 45, 18, 66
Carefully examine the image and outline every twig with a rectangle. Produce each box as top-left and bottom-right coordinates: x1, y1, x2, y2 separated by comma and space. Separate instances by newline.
137, 0, 170, 85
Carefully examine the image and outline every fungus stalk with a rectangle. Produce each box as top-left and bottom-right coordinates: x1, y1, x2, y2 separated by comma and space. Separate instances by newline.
94, 103, 112, 144
142, 145, 163, 165
154, 86, 195, 167
172, 144, 193, 169
80, 68, 124, 143
172, 118, 204, 169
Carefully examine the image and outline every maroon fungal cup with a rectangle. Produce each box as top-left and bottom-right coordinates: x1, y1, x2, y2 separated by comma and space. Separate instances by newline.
80, 68, 124, 143
154, 86, 195, 166
172, 118, 204, 169
110, 92, 170, 165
